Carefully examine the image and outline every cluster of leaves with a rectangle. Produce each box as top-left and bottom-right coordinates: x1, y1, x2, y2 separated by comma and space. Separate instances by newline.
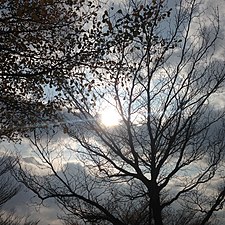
84, 0, 183, 95
0, 0, 102, 140
101, 1, 180, 55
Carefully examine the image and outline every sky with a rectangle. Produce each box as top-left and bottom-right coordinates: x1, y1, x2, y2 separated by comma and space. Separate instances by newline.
2, 0, 225, 225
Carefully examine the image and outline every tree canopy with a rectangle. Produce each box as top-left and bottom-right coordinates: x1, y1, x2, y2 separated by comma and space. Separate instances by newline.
0, 0, 101, 140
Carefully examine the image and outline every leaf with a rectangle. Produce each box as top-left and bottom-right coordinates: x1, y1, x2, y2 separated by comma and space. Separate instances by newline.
104, 10, 109, 16
107, 20, 113, 31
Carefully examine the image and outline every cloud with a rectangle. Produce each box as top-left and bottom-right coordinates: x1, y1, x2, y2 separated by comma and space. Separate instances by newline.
2, 186, 62, 225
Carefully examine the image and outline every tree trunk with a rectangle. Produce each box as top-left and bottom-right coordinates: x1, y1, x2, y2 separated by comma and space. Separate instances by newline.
149, 184, 163, 225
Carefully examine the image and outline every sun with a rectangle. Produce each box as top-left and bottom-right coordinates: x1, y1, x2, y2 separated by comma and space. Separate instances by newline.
100, 107, 121, 127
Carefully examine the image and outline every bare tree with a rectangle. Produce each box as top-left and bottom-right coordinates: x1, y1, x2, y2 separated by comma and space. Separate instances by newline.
15, 0, 225, 225
0, 211, 39, 225
0, 153, 39, 225
0, 153, 20, 207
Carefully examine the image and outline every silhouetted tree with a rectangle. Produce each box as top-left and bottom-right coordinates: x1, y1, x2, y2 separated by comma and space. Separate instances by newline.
14, 0, 225, 225
0, 153, 20, 207
0, 152, 39, 225
0, 0, 101, 140
0, 211, 39, 225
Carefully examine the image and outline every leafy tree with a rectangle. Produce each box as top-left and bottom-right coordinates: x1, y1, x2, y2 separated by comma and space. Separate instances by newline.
13, 0, 225, 225
0, 0, 101, 140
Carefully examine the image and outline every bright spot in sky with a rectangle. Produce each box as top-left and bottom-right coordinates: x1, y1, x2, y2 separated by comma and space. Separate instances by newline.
100, 107, 121, 127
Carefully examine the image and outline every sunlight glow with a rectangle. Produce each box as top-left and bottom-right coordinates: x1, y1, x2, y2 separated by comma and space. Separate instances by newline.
100, 107, 121, 127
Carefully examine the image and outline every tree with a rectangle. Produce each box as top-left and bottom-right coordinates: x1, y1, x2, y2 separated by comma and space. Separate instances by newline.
14, 0, 225, 225
0, 152, 39, 225
0, 212, 39, 225
0, 0, 101, 141
0, 153, 20, 207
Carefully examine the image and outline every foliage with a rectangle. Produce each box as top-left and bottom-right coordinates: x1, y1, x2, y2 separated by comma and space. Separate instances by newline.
0, 0, 101, 140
